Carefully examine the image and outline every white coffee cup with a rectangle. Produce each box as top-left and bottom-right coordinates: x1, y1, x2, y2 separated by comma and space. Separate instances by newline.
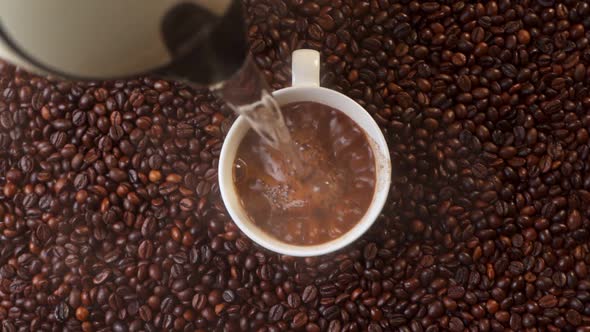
219, 49, 391, 256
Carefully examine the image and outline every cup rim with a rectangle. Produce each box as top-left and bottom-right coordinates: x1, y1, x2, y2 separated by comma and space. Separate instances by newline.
219, 86, 391, 256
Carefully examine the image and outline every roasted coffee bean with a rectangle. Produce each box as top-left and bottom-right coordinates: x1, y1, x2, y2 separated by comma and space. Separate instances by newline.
291, 312, 308, 329
302, 285, 318, 304
268, 304, 284, 322
538, 295, 558, 308
54, 302, 71, 322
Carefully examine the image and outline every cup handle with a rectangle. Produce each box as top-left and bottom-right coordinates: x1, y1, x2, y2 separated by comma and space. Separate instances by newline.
292, 49, 320, 87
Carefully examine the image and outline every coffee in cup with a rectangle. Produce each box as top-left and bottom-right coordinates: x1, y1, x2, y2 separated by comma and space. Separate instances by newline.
232, 101, 376, 245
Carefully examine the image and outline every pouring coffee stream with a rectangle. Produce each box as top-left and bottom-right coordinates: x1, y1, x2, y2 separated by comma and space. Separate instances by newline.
210, 55, 311, 180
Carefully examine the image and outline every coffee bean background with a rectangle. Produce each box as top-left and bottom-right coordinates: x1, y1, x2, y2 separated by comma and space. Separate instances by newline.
2, 0, 590, 331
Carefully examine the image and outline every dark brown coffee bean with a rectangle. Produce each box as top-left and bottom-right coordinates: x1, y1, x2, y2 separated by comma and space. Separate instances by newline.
538, 295, 558, 308
316, 15, 335, 31
451, 53, 467, 66
179, 198, 194, 212
138, 240, 154, 259
300, 3, 320, 16
287, 293, 302, 309
565, 309, 581, 326
457, 75, 471, 92
51, 118, 73, 131
0, 112, 13, 129
109, 125, 124, 140
447, 286, 465, 299
268, 304, 284, 322
291, 312, 308, 329
448, 317, 465, 332
108, 168, 127, 182
192, 294, 206, 311
308, 23, 324, 41
539, 155, 552, 173
542, 99, 562, 114
139, 305, 152, 322
158, 182, 178, 195
54, 302, 71, 322
362, 37, 382, 53
93, 270, 111, 285
427, 301, 444, 318
302, 285, 318, 304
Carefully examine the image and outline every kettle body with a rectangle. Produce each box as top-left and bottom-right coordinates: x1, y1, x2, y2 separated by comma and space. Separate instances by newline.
0, 0, 248, 85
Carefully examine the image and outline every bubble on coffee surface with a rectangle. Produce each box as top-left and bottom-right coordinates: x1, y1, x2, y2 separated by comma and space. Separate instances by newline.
233, 158, 248, 183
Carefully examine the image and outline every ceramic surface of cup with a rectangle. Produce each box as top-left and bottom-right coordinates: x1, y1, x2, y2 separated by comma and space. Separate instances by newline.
219, 49, 391, 256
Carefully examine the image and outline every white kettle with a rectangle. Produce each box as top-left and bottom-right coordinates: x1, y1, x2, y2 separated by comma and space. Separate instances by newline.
0, 0, 247, 85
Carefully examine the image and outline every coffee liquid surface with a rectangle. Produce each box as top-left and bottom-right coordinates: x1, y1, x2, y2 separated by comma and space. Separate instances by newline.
233, 102, 376, 245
